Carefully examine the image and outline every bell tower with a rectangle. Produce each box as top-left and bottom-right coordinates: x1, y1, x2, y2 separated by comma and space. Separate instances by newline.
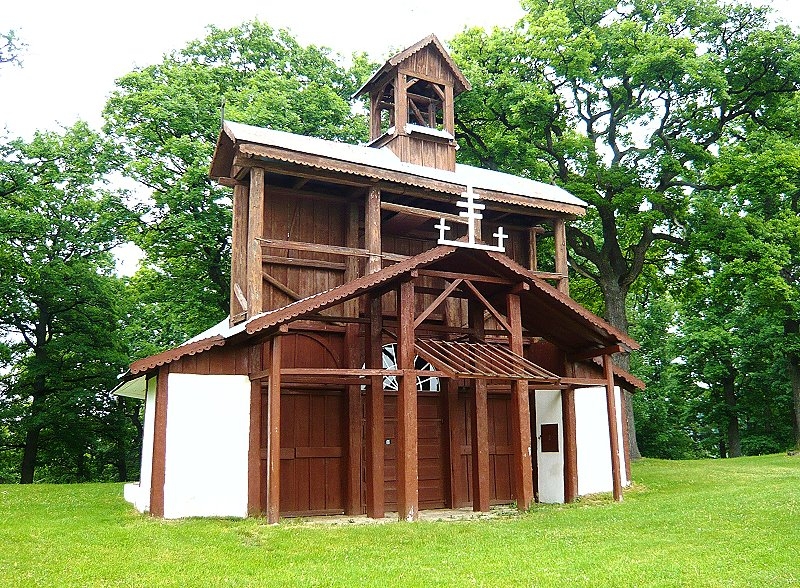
355, 34, 471, 171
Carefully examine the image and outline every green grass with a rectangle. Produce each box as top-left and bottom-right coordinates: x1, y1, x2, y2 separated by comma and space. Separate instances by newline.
1, 455, 798, 587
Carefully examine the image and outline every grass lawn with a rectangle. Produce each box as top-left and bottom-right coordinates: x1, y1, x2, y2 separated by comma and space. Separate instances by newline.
1, 455, 798, 587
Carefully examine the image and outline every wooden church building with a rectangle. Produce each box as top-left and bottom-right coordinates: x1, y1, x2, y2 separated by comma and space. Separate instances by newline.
116, 35, 643, 522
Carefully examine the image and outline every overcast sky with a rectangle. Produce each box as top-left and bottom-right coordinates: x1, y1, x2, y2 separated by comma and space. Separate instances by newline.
2, 1, 799, 139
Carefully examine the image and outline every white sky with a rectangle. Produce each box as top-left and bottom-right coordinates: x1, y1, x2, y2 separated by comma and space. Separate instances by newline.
2, 0, 798, 139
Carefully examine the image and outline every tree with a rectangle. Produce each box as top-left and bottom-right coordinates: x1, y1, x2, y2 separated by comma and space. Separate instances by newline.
103, 21, 371, 347
450, 0, 800, 457
0, 123, 133, 482
0, 29, 24, 67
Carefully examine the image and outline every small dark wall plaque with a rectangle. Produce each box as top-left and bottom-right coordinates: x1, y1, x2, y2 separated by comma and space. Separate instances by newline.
540, 423, 560, 453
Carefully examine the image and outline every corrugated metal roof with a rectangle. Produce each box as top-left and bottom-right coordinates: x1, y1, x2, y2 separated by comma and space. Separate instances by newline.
129, 336, 225, 375
224, 121, 586, 211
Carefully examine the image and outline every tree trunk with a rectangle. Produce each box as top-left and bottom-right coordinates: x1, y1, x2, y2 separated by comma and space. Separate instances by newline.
20, 425, 41, 484
789, 353, 800, 450
599, 278, 642, 460
723, 376, 742, 457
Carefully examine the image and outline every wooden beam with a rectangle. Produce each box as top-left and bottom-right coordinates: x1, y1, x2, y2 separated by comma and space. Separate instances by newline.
231, 183, 249, 323
366, 187, 382, 274
528, 226, 538, 272
381, 201, 466, 225
561, 387, 578, 503
247, 346, 263, 516
507, 293, 534, 511
259, 237, 370, 259
462, 280, 513, 334
261, 270, 302, 302
417, 269, 514, 285
344, 201, 360, 317
567, 345, 624, 362
267, 336, 283, 523
262, 254, 346, 272
149, 366, 169, 517
395, 72, 408, 134
248, 168, 265, 317
603, 354, 623, 502
365, 294, 384, 518
469, 302, 490, 512
553, 218, 569, 295
396, 280, 419, 521
414, 279, 462, 329
345, 324, 362, 515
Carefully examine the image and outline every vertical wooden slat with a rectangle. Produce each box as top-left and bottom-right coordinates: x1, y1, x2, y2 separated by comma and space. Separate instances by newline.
469, 302, 490, 512
561, 387, 578, 503
344, 324, 362, 515
443, 299, 461, 508
344, 200, 360, 316
267, 336, 283, 522
231, 182, 249, 324
603, 354, 623, 502
365, 294, 384, 518
370, 91, 382, 140
506, 293, 534, 511
396, 280, 419, 521
149, 365, 169, 517
444, 84, 455, 136
248, 168, 265, 317
366, 188, 381, 275
553, 218, 569, 295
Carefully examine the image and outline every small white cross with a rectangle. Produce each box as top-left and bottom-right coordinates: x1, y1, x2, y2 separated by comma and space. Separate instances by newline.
493, 227, 508, 252
434, 219, 451, 242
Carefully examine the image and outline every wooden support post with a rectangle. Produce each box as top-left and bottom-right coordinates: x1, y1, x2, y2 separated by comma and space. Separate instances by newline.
247, 348, 263, 516
603, 354, 623, 502
469, 302, 490, 512
396, 72, 408, 131
345, 323, 362, 515
366, 188, 382, 275
443, 298, 462, 508
344, 201, 360, 317
528, 227, 538, 272
507, 293, 534, 511
620, 392, 632, 483
267, 336, 282, 523
396, 280, 419, 521
561, 387, 578, 503
443, 85, 455, 135
149, 365, 169, 517
553, 218, 569, 295
231, 182, 249, 324
365, 293, 384, 518
248, 168, 265, 317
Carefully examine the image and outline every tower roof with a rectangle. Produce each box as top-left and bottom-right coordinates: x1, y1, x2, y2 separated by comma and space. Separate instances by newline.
354, 34, 471, 99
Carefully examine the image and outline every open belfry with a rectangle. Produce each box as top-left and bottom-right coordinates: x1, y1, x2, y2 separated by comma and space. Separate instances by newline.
117, 35, 643, 522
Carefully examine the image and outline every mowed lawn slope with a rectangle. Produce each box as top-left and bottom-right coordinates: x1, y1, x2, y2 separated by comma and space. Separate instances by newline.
1, 455, 798, 587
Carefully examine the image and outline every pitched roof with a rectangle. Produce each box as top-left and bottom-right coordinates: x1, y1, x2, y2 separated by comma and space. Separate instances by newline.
124, 245, 640, 380
212, 121, 586, 216
355, 34, 472, 97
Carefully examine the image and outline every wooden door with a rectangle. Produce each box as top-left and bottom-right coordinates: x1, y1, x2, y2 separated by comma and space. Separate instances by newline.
382, 392, 446, 510
280, 390, 346, 516
452, 388, 516, 506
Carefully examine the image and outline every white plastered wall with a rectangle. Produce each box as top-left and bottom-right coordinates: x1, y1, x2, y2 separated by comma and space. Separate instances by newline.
574, 386, 629, 497
162, 373, 250, 519
534, 389, 564, 503
124, 375, 157, 513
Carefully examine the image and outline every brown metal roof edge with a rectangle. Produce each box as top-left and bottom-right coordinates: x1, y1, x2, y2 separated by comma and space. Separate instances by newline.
129, 335, 226, 376
484, 251, 640, 352
587, 357, 646, 391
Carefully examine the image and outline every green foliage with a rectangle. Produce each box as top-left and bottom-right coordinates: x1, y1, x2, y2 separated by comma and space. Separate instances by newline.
103, 21, 371, 349
0, 123, 138, 482
1, 456, 798, 586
